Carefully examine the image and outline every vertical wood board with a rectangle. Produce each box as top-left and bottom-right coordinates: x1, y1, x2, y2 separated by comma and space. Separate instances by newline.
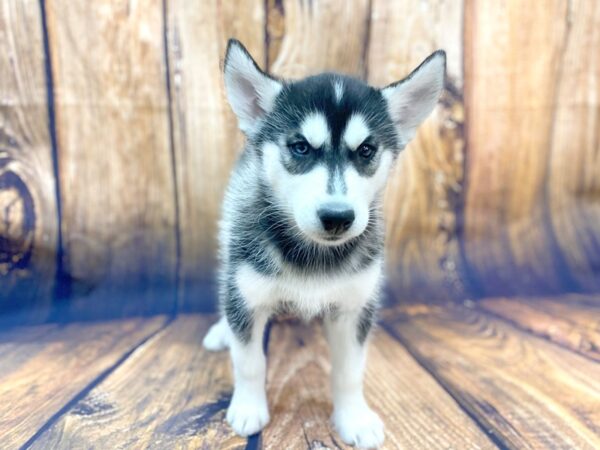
45, 0, 177, 316
0, 0, 58, 318
368, 0, 467, 301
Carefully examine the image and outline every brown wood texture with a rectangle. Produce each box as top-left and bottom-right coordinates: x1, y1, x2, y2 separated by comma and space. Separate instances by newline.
0, 317, 165, 448
547, 0, 600, 292
263, 320, 495, 449
462, 0, 600, 296
31, 315, 245, 450
166, 0, 265, 311
480, 296, 600, 362
368, 0, 467, 301
385, 303, 600, 449
1, 309, 599, 448
0, 0, 58, 317
45, 0, 177, 316
268, 0, 371, 78
1, 1, 599, 315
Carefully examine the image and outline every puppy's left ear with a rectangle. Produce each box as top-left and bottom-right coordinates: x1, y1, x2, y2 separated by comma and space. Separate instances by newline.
224, 39, 283, 134
382, 50, 446, 146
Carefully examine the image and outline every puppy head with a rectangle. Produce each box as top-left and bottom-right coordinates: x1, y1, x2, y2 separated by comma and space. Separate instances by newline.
223, 39, 445, 246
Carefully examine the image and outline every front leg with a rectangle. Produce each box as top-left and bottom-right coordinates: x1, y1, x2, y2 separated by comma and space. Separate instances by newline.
224, 284, 270, 436
324, 303, 384, 448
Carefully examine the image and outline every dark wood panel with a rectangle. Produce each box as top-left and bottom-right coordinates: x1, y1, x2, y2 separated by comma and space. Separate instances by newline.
463, 0, 579, 296
367, 0, 468, 302
0, 0, 58, 318
30, 315, 245, 449
263, 320, 495, 449
385, 303, 600, 449
45, 0, 177, 317
166, 0, 265, 312
0, 317, 166, 448
480, 296, 600, 362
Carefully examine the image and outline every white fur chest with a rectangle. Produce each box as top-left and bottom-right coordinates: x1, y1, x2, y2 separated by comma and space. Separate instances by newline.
235, 260, 383, 318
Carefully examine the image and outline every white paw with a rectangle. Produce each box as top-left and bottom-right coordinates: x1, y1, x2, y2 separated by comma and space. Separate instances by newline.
203, 318, 230, 351
226, 393, 270, 436
332, 406, 384, 449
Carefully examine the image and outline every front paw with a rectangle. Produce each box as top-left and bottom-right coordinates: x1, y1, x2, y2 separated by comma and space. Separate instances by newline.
226, 393, 270, 437
332, 405, 384, 449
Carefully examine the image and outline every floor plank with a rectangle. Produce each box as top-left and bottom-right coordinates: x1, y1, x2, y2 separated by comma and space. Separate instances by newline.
0, 317, 166, 449
384, 303, 600, 449
479, 296, 600, 362
263, 320, 496, 449
30, 315, 246, 450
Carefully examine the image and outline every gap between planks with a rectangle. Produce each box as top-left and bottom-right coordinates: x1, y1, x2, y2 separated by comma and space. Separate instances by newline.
20, 314, 496, 450
0, 316, 170, 449
382, 301, 600, 450
19, 301, 599, 449
262, 318, 495, 449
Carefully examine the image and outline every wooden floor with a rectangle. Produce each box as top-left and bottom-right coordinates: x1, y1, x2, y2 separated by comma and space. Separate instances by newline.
1, 297, 599, 449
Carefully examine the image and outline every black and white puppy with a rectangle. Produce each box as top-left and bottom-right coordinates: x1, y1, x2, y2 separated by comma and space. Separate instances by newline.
203, 39, 445, 448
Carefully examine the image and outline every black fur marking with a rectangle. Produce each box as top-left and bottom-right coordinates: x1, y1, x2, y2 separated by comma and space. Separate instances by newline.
326, 165, 347, 195
254, 183, 383, 273
357, 301, 377, 344
225, 167, 384, 276
219, 68, 399, 324
223, 279, 253, 343
253, 73, 399, 178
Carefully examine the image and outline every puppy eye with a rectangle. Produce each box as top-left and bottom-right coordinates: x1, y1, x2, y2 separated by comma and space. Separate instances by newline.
289, 141, 311, 156
357, 143, 376, 159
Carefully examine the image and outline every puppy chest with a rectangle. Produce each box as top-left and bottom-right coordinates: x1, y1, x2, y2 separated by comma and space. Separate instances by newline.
235, 262, 382, 312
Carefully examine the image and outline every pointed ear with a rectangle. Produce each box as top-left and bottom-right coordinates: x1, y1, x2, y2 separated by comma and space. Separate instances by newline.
382, 50, 446, 146
223, 39, 283, 134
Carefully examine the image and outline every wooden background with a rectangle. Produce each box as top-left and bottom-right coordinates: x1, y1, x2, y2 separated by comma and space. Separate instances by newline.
1, 0, 599, 321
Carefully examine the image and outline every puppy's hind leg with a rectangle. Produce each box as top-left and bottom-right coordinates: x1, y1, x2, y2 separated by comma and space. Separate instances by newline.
324, 304, 384, 449
203, 316, 233, 351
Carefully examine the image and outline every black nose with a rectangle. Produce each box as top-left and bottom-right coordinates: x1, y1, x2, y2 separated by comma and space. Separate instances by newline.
318, 204, 355, 235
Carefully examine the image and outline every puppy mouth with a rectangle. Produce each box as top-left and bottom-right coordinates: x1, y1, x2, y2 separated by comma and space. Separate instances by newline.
306, 231, 354, 247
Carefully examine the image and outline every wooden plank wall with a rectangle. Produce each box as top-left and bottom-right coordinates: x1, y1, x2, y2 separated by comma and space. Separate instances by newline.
0, 0, 599, 319
0, 0, 58, 318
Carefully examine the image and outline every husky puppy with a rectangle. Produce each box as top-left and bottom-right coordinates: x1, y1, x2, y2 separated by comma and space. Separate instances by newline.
203, 39, 445, 448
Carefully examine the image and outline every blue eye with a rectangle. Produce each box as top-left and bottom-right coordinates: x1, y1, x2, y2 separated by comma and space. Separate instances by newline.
289, 141, 311, 156
358, 143, 376, 159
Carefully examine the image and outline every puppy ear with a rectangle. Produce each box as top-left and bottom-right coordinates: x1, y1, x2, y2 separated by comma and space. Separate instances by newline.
223, 39, 283, 134
382, 50, 446, 146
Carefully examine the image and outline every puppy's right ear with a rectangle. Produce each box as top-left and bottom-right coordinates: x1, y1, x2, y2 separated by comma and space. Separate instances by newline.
224, 39, 283, 134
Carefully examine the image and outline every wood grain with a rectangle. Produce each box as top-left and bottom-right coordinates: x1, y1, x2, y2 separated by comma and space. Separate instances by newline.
480, 296, 600, 362
31, 315, 245, 450
45, 0, 177, 317
268, 0, 371, 78
0, 0, 58, 317
263, 320, 495, 449
547, 0, 600, 292
166, 0, 265, 312
263, 320, 344, 449
0, 317, 166, 448
462, 0, 577, 296
385, 303, 600, 449
367, 0, 468, 302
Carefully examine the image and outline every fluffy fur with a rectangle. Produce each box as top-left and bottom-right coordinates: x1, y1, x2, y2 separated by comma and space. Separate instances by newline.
203, 39, 445, 448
